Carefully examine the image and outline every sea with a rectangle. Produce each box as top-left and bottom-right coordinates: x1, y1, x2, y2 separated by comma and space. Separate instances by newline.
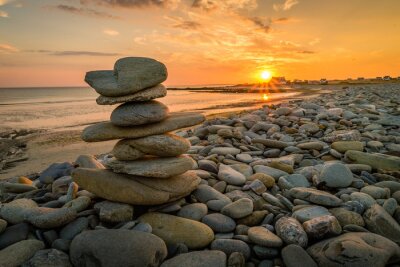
0, 86, 301, 132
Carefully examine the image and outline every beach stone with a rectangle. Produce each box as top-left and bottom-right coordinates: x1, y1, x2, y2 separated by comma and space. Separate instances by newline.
292, 206, 331, 223
299, 123, 320, 134
26, 207, 77, 229
302, 215, 342, 239
160, 250, 226, 267
0, 223, 29, 250
0, 198, 38, 224
383, 198, 397, 216
276, 107, 292, 115
345, 150, 400, 171
113, 134, 190, 160
375, 181, 400, 194
363, 204, 400, 243
319, 162, 353, 188
297, 141, 324, 150
106, 156, 194, 178
218, 164, 246, 185
0, 240, 45, 267
198, 160, 218, 173
111, 100, 168, 126
323, 129, 361, 142
278, 174, 310, 190
330, 208, 365, 227
360, 185, 390, 199
236, 210, 268, 226
51, 176, 72, 195
177, 203, 208, 221
350, 192, 376, 209
221, 198, 253, 219
253, 165, 288, 180
230, 164, 253, 178
201, 213, 236, 233
290, 187, 342, 206
96, 84, 167, 105
275, 217, 308, 247
211, 239, 251, 259
331, 141, 364, 153
252, 139, 288, 148
0, 219, 6, 234
227, 252, 245, 267
39, 162, 73, 184
62, 196, 91, 213
248, 173, 275, 188
253, 246, 279, 259
193, 184, 232, 211
82, 112, 205, 142
94, 201, 133, 223
73, 168, 200, 205
74, 155, 105, 169
70, 229, 167, 267
210, 147, 241, 155
236, 153, 253, 163
248, 226, 283, 247
0, 182, 36, 193
307, 232, 400, 267
59, 217, 88, 240
282, 244, 318, 267
85, 57, 167, 96
139, 213, 214, 249
22, 249, 72, 267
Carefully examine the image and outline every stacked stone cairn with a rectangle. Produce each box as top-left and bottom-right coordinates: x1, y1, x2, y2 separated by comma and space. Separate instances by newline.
74, 57, 205, 206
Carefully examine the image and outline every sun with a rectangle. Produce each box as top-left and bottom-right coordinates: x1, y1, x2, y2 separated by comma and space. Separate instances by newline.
261, 70, 272, 81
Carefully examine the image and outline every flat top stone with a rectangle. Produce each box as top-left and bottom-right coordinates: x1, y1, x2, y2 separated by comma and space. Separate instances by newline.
96, 84, 167, 105
82, 112, 205, 142
248, 226, 283, 247
85, 57, 167, 97
290, 187, 343, 207
106, 156, 195, 178
110, 100, 169, 126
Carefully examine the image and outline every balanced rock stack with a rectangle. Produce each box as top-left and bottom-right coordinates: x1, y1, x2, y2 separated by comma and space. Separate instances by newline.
72, 57, 205, 206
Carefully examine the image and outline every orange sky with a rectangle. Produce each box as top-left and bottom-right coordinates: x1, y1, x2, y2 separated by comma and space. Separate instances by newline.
0, 0, 399, 87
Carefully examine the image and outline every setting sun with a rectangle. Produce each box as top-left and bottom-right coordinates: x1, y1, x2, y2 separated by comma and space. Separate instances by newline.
261, 71, 272, 81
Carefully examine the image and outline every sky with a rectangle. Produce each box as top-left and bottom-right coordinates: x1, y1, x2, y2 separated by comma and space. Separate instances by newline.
0, 0, 399, 87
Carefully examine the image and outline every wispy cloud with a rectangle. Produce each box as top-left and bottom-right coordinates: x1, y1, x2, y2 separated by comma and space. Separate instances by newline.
0, 10, 7, 17
48, 4, 119, 19
28, 50, 120, 57
0, 43, 18, 53
166, 16, 202, 30
80, 0, 181, 9
273, 0, 299, 11
249, 17, 271, 33
192, 0, 257, 12
103, 29, 120, 36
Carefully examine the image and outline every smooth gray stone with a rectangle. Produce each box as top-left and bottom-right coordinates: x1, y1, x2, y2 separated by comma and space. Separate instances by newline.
0, 240, 45, 267
0, 223, 29, 250
202, 213, 236, 233
59, 217, 89, 240
211, 239, 251, 259
160, 250, 227, 267
282, 244, 317, 267
96, 84, 167, 105
21, 249, 72, 267
111, 100, 169, 126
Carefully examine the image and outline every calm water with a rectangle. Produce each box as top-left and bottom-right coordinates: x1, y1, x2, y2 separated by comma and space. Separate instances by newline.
0, 87, 300, 131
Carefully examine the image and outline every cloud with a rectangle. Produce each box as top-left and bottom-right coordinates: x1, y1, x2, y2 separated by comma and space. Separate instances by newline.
273, 0, 299, 11
103, 29, 120, 36
0, 44, 18, 54
249, 17, 271, 33
0, 10, 7, 17
166, 16, 202, 30
28, 50, 120, 56
192, 0, 257, 11
49, 4, 119, 19
80, 0, 181, 9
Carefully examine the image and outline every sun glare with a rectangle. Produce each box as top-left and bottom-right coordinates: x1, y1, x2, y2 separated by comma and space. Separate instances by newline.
261, 70, 272, 81
263, 93, 269, 101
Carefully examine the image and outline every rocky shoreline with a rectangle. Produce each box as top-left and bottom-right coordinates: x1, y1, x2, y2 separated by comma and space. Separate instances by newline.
0, 78, 400, 266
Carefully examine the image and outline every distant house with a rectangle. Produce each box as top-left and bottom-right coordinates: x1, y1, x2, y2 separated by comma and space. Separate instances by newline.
270, 77, 287, 84
383, 76, 391, 81
376, 77, 383, 80
320, 79, 328, 85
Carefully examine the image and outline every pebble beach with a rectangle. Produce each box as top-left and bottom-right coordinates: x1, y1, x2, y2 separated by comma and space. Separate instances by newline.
0, 57, 400, 267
